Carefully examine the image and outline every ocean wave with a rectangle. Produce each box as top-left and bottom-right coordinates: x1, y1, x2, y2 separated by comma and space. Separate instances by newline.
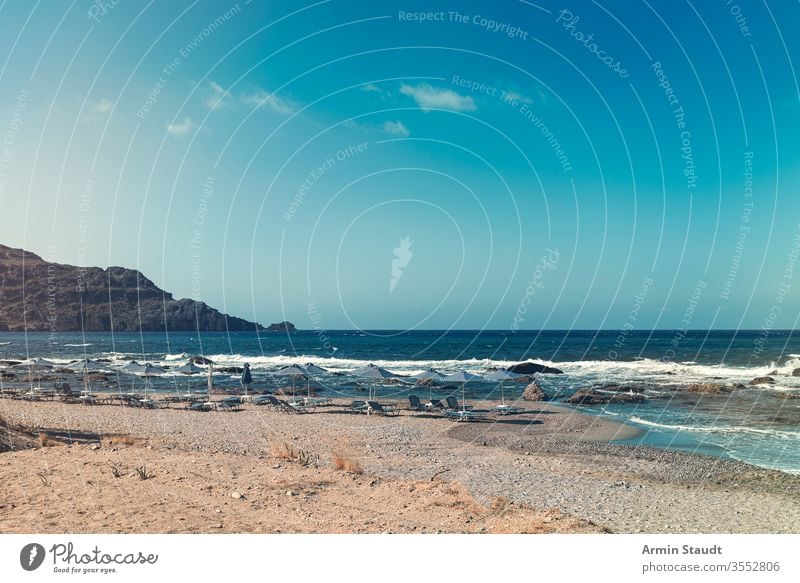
63, 343, 93, 347
629, 416, 800, 439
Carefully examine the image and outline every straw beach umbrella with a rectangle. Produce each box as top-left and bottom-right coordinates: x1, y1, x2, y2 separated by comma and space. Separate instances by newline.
412, 368, 445, 380
442, 371, 485, 411
67, 359, 107, 398
299, 363, 328, 400
483, 369, 522, 406
272, 365, 308, 395
173, 361, 204, 374
352, 363, 399, 399
15, 357, 56, 369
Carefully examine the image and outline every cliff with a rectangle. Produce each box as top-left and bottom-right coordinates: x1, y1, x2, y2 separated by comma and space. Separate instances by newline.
0, 244, 268, 332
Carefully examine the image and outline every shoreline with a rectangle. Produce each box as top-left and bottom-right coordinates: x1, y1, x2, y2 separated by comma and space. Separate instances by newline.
2, 398, 799, 533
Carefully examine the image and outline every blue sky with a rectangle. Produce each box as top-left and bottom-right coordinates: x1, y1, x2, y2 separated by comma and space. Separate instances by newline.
0, 0, 798, 330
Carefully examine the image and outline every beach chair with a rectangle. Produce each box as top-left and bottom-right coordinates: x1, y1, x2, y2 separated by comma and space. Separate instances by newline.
348, 400, 368, 413
429, 399, 446, 410
366, 401, 399, 416
491, 404, 525, 415
445, 396, 472, 411
444, 410, 488, 422
186, 401, 209, 412
252, 394, 273, 406
266, 396, 306, 413
219, 396, 242, 411
407, 395, 428, 412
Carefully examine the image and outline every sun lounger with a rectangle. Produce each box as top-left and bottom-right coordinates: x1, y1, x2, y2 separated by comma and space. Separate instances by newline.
445, 396, 473, 411
491, 404, 525, 415
186, 401, 209, 412
261, 395, 307, 413
407, 395, 429, 411
444, 409, 488, 422
366, 401, 399, 416
429, 399, 446, 410
219, 397, 242, 411
252, 394, 273, 406
348, 400, 368, 413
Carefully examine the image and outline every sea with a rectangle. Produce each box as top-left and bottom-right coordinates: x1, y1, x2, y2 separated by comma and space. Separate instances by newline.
1, 329, 799, 475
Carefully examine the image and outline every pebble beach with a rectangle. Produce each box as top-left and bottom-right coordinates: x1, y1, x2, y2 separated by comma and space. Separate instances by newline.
2, 397, 798, 534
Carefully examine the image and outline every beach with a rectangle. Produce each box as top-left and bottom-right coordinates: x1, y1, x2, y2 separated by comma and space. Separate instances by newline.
2, 397, 798, 534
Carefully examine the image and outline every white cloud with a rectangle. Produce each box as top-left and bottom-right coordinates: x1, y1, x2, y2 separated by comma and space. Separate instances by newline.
382, 120, 410, 137
204, 81, 232, 110
362, 83, 384, 94
399, 83, 477, 112
82, 98, 113, 123
502, 90, 534, 105
240, 87, 294, 115
166, 117, 194, 137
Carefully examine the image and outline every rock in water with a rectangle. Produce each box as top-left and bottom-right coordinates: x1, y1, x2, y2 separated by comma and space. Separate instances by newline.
792, 368, 800, 377
522, 382, 546, 401
566, 390, 610, 405
566, 389, 646, 405
265, 321, 296, 332
687, 383, 732, 394
749, 377, 776, 385
506, 361, 564, 375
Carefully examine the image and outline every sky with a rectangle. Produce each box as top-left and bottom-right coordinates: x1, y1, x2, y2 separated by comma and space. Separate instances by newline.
0, 0, 799, 331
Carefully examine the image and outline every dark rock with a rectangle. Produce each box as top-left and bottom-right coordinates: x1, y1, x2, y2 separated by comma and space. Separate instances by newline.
217, 366, 244, 374
687, 383, 732, 394
506, 361, 564, 375
0, 244, 265, 332
190, 356, 213, 365
792, 368, 800, 377
609, 393, 646, 404
265, 321, 296, 332
522, 382, 546, 401
415, 378, 436, 387
566, 388, 645, 405
566, 390, 610, 405
749, 376, 775, 385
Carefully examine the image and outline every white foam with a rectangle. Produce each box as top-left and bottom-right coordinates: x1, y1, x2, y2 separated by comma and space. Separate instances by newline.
630, 416, 800, 439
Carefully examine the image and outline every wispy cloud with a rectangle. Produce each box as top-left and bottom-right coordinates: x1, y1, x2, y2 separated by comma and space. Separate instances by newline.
502, 89, 534, 105
240, 87, 294, 115
204, 81, 233, 110
382, 120, 410, 137
166, 117, 194, 137
82, 97, 113, 123
399, 83, 477, 112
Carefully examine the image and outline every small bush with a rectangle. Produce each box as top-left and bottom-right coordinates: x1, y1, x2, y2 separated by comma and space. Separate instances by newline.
108, 463, 124, 478
271, 440, 318, 467
332, 452, 363, 474
135, 465, 151, 480
105, 433, 136, 446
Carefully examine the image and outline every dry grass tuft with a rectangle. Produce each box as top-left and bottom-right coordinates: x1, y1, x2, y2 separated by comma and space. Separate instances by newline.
38, 432, 62, 448
271, 440, 319, 467
104, 433, 137, 446
135, 465, 151, 480
331, 452, 363, 474
108, 463, 124, 478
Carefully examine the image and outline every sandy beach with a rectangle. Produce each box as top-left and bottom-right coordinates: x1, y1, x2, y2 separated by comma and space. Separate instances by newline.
2, 397, 799, 534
